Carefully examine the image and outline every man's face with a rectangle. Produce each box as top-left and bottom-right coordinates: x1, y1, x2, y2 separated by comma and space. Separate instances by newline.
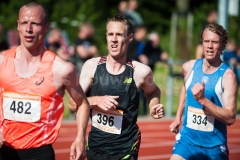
106, 21, 132, 59
17, 6, 49, 50
202, 29, 223, 60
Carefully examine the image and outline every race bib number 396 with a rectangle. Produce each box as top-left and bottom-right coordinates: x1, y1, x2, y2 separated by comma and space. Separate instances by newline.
3, 92, 41, 122
92, 108, 123, 134
187, 106, 215, 132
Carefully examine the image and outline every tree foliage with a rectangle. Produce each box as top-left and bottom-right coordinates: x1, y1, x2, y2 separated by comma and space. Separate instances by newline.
0, 0, 239, 58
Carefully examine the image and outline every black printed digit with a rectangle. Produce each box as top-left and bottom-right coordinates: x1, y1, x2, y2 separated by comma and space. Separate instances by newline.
24, 102, 31, 114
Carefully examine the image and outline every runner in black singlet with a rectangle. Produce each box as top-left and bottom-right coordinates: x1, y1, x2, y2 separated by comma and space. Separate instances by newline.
69, 15, 165, 160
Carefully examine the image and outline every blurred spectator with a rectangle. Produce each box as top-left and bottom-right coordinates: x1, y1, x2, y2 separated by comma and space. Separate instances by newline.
203, 10, 218, 30
44, 27, 69, 60
124, 0, 144, 29
68, 22, 98, 119
223, 39, 237, 67
7, 29, 20, 48
236, 47, 240, 85
118, 0, 128, 15
140, 32, 168, 71
222, 39, 240, 85
195, 10, 218, 59
70, 22, 98, 73
127, 25, 147, 61
127, 25, 148, 115
0, 23, 9, 51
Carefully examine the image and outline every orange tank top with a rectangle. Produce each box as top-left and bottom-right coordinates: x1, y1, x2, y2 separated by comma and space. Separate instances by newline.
0, 47, 64, 149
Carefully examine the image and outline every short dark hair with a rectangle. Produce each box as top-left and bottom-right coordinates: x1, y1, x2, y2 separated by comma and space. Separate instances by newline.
19, 2, 49, 23
106, 14, 133, 35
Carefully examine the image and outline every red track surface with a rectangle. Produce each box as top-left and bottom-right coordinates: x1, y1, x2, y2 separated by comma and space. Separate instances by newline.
53, 117, 240, 160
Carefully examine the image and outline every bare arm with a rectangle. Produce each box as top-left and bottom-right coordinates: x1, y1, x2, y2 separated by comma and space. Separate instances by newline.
169, 85, 186, 133
0, 51, 6, 147
169, 60, 195, 133
55, 60, 90, 160
136, 63, 164, 119
196, 69, 237, 126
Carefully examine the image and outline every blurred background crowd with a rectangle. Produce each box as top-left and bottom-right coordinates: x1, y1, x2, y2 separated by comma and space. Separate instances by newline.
0, 0, 239, 117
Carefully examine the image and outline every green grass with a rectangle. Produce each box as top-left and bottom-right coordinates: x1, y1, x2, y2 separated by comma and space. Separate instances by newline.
62, 62, 240, 118
63, 91, 71, 119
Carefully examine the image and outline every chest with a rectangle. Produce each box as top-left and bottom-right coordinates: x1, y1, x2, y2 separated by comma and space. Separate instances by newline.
14, 60, 41, 78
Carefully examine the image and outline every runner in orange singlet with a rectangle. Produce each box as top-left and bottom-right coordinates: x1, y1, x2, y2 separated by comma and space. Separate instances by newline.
0, 2, 90, 160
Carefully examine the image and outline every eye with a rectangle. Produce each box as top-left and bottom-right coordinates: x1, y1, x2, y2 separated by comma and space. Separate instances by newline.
116, 33, 123, 37
107, 33, 113, 36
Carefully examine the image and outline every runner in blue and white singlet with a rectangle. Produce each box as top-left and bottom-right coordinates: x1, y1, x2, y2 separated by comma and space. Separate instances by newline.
181, 58, 229, 147
169, 23, 237, 160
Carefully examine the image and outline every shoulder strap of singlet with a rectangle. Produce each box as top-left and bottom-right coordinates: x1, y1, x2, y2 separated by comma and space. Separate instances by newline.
42, 50, 56, 63
126, 58, 133, 68
0, 47, 17, 70
192, 58, 203, 70
4, 47, 17, 58
97, 56, 134, 67
98, 56, 107, 64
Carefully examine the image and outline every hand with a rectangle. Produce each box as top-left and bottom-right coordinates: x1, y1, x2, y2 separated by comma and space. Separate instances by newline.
191, 81, 205, 101
69, 139, 86, 160
0, 131, 5, 148
169, 119, 181, 133
150, 104, 164, 119
94, 96, 119, 111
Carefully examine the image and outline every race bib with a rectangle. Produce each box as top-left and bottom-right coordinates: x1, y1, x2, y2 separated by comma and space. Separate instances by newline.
3, 91, 41, 122
92, 108, 123, 134
187, 106, 215, 132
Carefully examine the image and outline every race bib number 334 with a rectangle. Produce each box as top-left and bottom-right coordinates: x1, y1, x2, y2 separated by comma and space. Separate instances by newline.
3, 92, 41, 122
187, 106, 215, 132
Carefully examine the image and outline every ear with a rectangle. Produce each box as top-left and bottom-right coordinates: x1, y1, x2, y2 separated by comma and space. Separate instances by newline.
128, 33, 133, 42
45, 22, 50, 34
17, 20, 19, 31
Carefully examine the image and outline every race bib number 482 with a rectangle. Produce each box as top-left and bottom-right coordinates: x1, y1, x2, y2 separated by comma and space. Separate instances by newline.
91, 108, 123, 134
187, 106, 215, 132
3, 91, 41, 122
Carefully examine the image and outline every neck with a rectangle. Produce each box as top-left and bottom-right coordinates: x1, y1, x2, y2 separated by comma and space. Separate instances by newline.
202, 58, 222, 74
16, 45, 46, 63
106, 55, 126, 75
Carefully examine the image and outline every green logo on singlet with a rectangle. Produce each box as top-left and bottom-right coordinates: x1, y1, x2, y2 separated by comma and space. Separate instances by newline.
123, 77, 132, 84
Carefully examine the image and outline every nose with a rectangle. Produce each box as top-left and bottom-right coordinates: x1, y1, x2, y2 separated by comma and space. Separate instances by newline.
207, 42, 213, 48
26, 23, 33, 32
111, 34, 117, 41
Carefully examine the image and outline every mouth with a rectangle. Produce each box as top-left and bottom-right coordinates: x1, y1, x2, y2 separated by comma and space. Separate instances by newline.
111, 44, 118, 51
206, 50, 214, 55
24, 36, 34, 42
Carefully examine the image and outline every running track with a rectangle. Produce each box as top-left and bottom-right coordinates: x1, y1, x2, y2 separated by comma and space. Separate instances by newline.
53, 116, 240, 160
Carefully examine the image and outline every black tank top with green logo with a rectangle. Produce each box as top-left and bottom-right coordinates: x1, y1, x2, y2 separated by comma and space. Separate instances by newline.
87, 56, 140, 154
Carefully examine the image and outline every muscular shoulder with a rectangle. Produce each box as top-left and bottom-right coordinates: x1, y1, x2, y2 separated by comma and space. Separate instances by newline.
182, 59, 196, 76
133, 60, 152, 77
222, 68, 237, 87
53, 56, 77, 77
80, 57, 100, 77
82, 57, 100, 69
132, 60, 152, 87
